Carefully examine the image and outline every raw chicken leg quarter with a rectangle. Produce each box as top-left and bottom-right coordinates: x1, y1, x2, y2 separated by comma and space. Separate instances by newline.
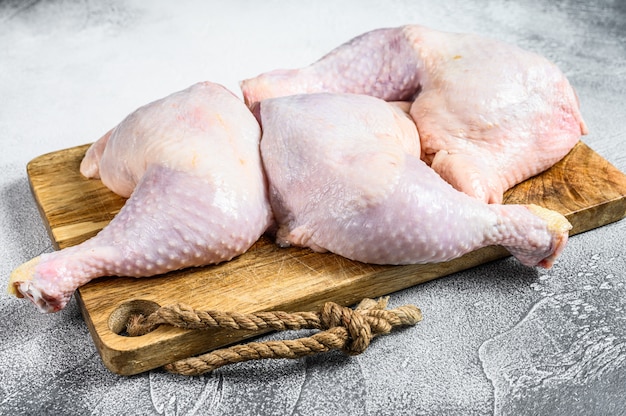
242, 24, 587, 203
8, 81, 273, 313
259, 92, 571, 267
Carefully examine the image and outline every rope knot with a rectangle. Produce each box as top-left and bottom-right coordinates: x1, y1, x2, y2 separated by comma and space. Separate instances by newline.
320, 302, 372, 355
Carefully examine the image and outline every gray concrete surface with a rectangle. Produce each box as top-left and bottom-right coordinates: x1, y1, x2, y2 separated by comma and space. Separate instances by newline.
1, 1, 625, 415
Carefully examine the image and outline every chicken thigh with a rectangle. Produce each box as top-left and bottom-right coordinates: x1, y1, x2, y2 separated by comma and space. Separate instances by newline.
259, 93, 571, 267
9, 81, 273, 313
242, 25, 587, 203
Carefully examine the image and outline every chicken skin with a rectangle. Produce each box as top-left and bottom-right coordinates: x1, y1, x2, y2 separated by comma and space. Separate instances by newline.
9, 81, 272, 313
259, 93, 571, 266
241, 25, 587, 203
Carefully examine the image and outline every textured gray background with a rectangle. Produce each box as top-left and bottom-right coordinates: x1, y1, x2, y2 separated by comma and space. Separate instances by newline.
1, 0, 625, 415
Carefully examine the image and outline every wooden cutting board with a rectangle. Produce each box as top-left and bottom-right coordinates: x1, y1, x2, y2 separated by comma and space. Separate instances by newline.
25, 141, 626, 375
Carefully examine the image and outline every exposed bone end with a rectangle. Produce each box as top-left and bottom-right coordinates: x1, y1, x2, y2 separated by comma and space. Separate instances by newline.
526, 204, 572, 269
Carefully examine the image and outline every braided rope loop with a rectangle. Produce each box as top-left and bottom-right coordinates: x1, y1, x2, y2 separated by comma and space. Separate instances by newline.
126, 297, 422, 376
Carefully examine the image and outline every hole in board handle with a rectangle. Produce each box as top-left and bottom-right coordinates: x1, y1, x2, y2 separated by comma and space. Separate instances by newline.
108, 299, 161, 336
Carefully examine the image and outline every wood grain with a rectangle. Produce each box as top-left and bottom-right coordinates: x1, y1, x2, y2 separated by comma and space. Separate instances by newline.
26, 141, 626, 375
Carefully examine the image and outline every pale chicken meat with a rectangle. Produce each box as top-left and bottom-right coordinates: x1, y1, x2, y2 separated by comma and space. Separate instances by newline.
241, 25, 588, 203
9, 81, 273, 313
259, 93, 571, 266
